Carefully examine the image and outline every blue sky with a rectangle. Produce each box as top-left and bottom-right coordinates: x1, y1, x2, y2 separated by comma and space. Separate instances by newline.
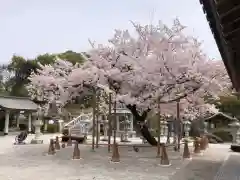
0, 0, 220, 64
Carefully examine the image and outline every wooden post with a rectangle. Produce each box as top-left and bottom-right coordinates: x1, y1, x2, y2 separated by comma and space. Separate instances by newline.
96, 92, 100, 148
157, 101, 161, 158
113, 98, 117, 145
92, 91, 96, 151
108, 93, 112, 152
160, 143, 170, 166
176, 100, 181, 151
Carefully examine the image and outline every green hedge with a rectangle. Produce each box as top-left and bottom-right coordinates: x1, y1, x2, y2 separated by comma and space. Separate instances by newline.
212, 130, 232, 142
46, 124, 58, 133
0, 118, 4, 131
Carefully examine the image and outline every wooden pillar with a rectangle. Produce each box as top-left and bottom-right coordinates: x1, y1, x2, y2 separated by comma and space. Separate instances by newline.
4, 109, 10, 135
28, 113, 32, 133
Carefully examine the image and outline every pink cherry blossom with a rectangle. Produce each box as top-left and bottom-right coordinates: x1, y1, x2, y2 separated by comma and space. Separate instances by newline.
27, 19, 231, 145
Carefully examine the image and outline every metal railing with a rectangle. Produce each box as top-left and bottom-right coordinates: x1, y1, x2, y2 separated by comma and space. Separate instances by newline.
64, 112, 92, 129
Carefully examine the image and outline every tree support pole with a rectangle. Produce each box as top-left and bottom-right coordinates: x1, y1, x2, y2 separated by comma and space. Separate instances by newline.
91, 91, 96, 151
108, 93, 112, 152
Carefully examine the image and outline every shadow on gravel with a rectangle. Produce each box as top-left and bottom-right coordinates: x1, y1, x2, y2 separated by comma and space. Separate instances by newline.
170, 159, 222, 180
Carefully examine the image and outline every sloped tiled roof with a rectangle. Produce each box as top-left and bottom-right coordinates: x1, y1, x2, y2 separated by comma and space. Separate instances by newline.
204, 112, 238, 121
0, 96, 38, 111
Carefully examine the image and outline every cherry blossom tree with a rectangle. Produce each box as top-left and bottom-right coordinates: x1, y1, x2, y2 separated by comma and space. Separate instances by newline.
26, 59, 77, 115
26, 19, 230, 145
67, 19, 230, 145
27, 58, 110, 118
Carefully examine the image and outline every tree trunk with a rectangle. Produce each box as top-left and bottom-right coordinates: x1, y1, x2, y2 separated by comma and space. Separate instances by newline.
127, 105, 157, 146
137, 123, 157, 145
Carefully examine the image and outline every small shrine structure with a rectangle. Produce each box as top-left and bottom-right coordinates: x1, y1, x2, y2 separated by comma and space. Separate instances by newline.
0, 96, 38, 135
111, 103, 135, 138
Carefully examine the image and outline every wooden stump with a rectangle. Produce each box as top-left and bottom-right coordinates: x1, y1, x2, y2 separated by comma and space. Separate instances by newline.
200, 137, 205, 150
55, 136, 60, 150
48, 139, 56, 155
194, 138, 201, 154
111, 143, 120, 163
205, 136, 209, 149
72, 142, 81, 160
67, 137, 72, 146
160, 144, 170, 166
156, 143, 161, 158
183, 140, 191, 159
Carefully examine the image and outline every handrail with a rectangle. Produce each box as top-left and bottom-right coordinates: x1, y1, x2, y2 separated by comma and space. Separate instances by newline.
64, 112, 92, 128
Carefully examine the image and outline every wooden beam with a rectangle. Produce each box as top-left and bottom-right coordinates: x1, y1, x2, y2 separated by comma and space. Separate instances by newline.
219, 5, 240, 25
221, 17, 240, 34
216, 0, 240, 15
224, 27, 240, 41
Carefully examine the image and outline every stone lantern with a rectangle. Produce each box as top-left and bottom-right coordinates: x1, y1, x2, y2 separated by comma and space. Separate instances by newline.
183, 119, 191, 138
160, 120, 168, 138
229, 120, 240, 144
101, 115, 109, 141
31, 107, 44, 144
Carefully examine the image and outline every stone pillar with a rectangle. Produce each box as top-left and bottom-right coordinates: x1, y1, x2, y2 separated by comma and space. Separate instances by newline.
28, 113, 32, 133
210, 123, 214, 129
183, 120, 191, 138
16, 113, 20, 129
58, 120, 64, 133
4, 109, 10, 135
44, 120, 48, 132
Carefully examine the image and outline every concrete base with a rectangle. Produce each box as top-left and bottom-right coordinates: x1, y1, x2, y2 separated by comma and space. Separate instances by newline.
31, 139, 43, 144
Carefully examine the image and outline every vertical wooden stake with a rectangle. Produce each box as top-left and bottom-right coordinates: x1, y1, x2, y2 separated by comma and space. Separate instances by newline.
96, 92, 100, 148
157, 100, 161, 158
91, 91, 96, 151
176, 100, 181, 151
108, 93, 112, 153
113, 98, 117, 145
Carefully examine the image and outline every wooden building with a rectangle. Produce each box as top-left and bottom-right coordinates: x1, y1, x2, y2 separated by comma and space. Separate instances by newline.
0, 96, 38, 135
200, 0, 240, 90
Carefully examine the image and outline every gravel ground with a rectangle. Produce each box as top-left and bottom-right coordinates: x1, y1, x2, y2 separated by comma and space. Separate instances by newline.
214, 153, 240, 180
0, 134, 190, 180
1, 134, 235, 180
170, 144, 231, 180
